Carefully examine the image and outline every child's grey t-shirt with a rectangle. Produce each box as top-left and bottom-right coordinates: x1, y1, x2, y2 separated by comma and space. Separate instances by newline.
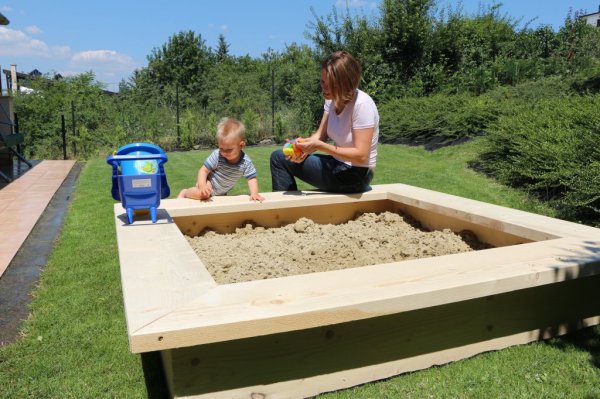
204, 149, 257, 195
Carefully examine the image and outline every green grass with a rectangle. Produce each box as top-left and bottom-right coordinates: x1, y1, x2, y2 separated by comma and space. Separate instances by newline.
0, 142, 598, 398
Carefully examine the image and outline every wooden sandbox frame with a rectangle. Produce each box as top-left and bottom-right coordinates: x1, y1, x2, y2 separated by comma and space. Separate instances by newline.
112, 184, 600, 399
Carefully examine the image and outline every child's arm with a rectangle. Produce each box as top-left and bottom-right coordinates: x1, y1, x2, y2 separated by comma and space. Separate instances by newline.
196, 166, 213, 198
247, 177, 265, 202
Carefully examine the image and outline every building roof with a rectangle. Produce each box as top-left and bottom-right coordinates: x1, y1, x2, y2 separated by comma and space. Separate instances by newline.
579, 6, 600, 18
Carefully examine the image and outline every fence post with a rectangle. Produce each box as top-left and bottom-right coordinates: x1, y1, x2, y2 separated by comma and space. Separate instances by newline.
71, 101, 76, 157
176, 83, 180, 149
61, 114, 67, 160
271, 68, 275, 137
14, 112, 23, 156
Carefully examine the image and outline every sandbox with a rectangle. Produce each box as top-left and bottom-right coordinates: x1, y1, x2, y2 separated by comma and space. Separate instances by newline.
112, 184, 600, 399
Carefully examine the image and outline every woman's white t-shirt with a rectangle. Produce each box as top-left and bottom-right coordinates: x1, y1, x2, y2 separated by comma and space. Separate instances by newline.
324, 89, 379, 168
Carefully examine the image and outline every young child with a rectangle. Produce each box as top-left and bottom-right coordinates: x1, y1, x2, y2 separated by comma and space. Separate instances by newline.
178, 118, 265, 202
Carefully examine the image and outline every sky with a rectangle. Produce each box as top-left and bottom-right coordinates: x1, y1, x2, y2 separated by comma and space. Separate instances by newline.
1, 1, 599, 92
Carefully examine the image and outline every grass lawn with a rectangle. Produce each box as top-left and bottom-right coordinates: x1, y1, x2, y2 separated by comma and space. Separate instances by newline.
0, 141, 598, 398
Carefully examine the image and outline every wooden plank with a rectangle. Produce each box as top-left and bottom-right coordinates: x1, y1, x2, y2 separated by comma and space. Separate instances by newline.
162, 275, 600, 399
164, 187, 390, 219
384, 184, 600, 240
130, 237, 600, 352
114, 206, 217, 334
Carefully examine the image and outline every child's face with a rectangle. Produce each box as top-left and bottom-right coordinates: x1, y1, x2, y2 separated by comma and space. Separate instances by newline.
218, 135, 245, 163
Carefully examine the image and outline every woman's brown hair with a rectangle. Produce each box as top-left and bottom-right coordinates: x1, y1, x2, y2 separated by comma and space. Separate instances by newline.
321, 51, 362, 112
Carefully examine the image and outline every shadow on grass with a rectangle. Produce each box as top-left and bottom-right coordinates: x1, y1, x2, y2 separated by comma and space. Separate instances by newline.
141, 352, 170, 399
544, 325, 600, 369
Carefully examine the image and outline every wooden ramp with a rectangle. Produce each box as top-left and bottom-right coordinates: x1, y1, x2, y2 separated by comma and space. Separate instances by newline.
0, 160, 76, 278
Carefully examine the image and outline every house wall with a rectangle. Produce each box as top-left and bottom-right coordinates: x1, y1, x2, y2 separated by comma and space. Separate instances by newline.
581, 12, 600, 26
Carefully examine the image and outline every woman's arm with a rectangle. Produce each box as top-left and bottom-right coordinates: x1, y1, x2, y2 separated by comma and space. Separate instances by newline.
311, 111, 329, 141
329, 127, 374, 165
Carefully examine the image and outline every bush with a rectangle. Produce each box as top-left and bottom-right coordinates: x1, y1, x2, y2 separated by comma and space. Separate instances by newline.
378, 93, 501, 147
484, 75, 573, 102
178, 109, 218, 150
475, 95, 600, 224
570, 65, 600, 95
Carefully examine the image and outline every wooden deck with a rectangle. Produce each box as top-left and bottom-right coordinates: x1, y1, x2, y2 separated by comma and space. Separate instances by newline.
0, 160, 75, 277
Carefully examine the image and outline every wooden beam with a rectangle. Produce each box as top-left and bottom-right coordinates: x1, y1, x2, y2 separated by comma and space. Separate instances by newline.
162, 275, 600, 398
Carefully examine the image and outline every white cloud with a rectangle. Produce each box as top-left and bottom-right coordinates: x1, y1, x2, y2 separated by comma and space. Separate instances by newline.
208, 23, 228, 31
0, 27, 70, 57
70, 50, 139, 86
0, 26, 138, 91
25, 25, 42, 35
336, 0, 377, 8
0, 5, 11, 12
71, 50, 136, 71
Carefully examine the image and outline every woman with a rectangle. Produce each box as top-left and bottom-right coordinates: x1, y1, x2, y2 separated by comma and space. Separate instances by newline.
270, 51, 379, 193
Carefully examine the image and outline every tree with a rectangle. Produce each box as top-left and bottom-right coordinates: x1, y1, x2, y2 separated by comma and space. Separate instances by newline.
215, 34, 230, 62
380, 0, 435, 83
144, 30, 213, 107
14, 72, 117, 158
305, 5, 385, 100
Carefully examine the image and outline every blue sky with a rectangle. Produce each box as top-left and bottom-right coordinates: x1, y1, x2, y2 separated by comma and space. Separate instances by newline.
1, 1, 598, 92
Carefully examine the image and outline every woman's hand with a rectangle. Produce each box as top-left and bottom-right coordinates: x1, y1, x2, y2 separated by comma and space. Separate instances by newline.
286, 151, 307, 163
285, 138, 309, 163
294, 136, 321, 155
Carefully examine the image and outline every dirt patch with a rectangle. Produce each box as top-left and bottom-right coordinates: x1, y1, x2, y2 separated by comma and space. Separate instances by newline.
186, 211, 492, 284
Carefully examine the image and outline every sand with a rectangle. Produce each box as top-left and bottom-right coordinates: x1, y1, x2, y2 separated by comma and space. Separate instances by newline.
185, 211, 491, 284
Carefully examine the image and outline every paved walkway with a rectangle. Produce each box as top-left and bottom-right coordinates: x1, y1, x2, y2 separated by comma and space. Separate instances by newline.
0, 160, 75, 278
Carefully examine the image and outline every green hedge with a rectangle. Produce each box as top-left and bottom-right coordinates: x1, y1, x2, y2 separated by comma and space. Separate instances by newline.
378, 93, 501, 148
475, 95, 600, 224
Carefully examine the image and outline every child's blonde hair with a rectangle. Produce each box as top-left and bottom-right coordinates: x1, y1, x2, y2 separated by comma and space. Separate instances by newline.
216, 117, 246, 142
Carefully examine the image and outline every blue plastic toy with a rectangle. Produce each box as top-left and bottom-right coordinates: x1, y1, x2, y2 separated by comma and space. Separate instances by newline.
106, 143, 170, 224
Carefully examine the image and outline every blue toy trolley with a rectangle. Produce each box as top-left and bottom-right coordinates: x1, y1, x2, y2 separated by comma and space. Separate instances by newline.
106, 143, 170, 224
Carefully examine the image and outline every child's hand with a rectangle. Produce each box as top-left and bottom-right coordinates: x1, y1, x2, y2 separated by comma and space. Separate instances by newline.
197, 182, 213, 198
250, 193, 265, 202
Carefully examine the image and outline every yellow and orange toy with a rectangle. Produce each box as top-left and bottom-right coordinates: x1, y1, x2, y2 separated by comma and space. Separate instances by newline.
282, 138, 304, 157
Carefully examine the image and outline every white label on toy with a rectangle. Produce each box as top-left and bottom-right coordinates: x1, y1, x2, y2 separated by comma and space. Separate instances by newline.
132, 178, 152, 188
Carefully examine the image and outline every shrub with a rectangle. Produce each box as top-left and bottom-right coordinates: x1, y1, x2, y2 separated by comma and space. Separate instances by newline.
379, 93, 501, 147
476, 95, 600, 224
